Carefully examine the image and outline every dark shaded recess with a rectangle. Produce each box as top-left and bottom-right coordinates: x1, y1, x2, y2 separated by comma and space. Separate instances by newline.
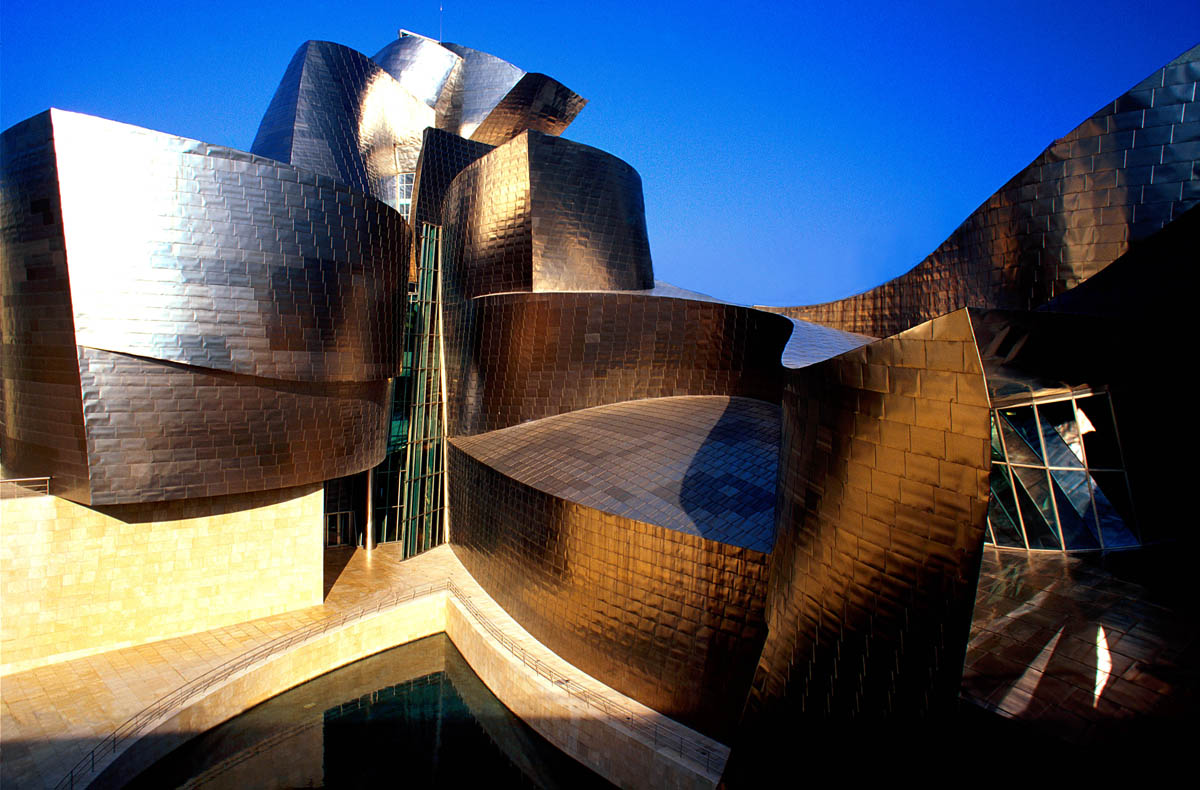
448, 444, 768, 740
972, 201, 1195, 548
85, 481, 321, 525
323, 545, 356, 599
1041, 202, 1198, 320
719, 697, 1196, 787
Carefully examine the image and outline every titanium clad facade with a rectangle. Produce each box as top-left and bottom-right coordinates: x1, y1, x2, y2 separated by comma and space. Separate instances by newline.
763, 44, 1200, 338
1, 110, 403, 504
439, 131, 654, 301
77, 348, 390, 504
442, 291, 792, 437
448, 441, 770, 739
0, 112, 90, 501
52, 111, 406, 384
726, 310, 992, 782
372, 33, 464, 111
451, 396, 781, 553
5, 25, 1196, 780
471, 73, 588, 147
251, 40, 434, 210
439, 42, 526, 139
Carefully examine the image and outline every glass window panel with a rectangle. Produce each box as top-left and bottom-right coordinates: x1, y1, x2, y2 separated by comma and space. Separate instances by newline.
990, 412, 1005, 461
1010, 465, 1061, 550
1049, 470, 1100, 550
1077, 394, 1123, 470
987, 466, 1025, 548
1090, 471, 1139, 548
999, 408, 1043, 465
1037, 400, 1085, 469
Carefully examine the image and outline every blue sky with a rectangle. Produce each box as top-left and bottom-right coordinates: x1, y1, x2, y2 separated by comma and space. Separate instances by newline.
3, 1, 1197, 305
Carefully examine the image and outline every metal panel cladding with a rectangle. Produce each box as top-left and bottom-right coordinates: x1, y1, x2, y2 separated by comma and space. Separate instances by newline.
470, 73, 588, 146
442, 292, 792, 437
439, 42, 526, 139
52, 111, 406, 384
251, 40, 434, 209
372, 32, 464, 109
440, 130, 654, 301
0, 112, 90, 501
724, 309, 991, 782
2, 109, 404, 505
763, 44, 1200, 338
448, 442, 770, 740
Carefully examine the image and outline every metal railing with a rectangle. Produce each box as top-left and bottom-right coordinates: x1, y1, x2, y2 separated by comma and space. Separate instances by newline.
56, 578, 726, 789
0, 476, 50, 499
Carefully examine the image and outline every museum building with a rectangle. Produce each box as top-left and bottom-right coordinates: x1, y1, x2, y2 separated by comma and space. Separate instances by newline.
1, 27, 1197, 786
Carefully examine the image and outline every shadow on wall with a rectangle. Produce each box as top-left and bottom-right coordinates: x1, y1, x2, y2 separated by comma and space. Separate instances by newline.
678, 397, 781, 553
84, 483, 323, 525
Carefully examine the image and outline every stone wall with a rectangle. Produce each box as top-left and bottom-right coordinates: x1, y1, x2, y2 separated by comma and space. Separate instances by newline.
0, 484, 323, 673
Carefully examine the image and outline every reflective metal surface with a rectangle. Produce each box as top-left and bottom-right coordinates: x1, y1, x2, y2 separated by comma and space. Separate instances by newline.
963, 547, 1200, 744
452, 395, 781, 553
727, 309, 992, 781
442, 291, 791, 437
448, 443, 769, 739
6, 24, 1196, 769
0, 111, 90, 501
373, 32, 463, 110
763, 44, 1200, 338
251, 40, 433, 211
471, 73, 588, 147
1, 110, 401, 504
441, 131, 654, 299
439, 42, 526, 139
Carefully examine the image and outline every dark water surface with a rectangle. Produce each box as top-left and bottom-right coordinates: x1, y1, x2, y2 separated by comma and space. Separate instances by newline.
123, 634, 614, 789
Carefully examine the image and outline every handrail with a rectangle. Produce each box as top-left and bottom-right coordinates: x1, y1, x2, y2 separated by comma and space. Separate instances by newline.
56, 578, 725, 789
0, 477, 50, 498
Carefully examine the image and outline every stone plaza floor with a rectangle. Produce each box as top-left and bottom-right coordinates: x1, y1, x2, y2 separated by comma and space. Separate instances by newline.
3, 542, 1197, 788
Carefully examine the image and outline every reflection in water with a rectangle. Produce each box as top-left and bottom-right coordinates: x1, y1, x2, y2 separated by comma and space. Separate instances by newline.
127, 635, 612, 789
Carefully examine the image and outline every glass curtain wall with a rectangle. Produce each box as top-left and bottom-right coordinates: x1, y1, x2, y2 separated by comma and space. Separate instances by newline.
398, 223, 446, 556
986, 389, 1138, 552
343, 224, 445, 556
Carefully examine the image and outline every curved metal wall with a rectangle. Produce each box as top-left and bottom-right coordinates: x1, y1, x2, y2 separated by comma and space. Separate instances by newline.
448, 442, 769, 740
439, 131, 654, 301
53, 111, 407, 384
371, 34, 584, 147
372, 34, 463, 109
443, 291, 792, 437
251, 40, 434, 208
2, 110, 401, 504
0, 112, 90, 501
451, 396, 781, 554
764, 44, 1200, 338
470, 73, 588, 146
439, 42, 526, 139
725, 309, 991, 782
79, 348, 389, 504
